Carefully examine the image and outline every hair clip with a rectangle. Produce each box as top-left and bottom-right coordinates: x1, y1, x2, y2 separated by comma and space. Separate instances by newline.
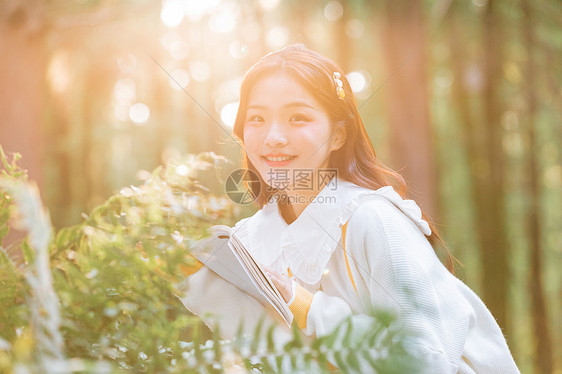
332, 72, 345, 100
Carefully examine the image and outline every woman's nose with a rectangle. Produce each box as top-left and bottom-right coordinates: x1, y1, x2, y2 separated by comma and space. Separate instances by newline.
264, 122, 288, 147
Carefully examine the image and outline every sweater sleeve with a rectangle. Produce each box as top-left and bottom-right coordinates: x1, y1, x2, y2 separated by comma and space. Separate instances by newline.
303, 197, 520, 373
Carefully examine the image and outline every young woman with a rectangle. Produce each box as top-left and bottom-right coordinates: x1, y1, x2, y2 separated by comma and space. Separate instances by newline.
179, 44, 520, 373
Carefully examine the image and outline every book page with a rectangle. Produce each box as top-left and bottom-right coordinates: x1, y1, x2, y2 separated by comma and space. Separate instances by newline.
192, 225, 293, 326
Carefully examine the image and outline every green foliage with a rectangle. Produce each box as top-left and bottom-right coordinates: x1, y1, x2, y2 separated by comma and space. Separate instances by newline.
0, 146, 422, 373
0, 148, 30, 354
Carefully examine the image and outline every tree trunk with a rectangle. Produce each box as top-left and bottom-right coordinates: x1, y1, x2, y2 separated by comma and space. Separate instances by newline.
447, 0, 482, 285
380, 0, 437, 217
522, 1, 553, 372
335, 1, 350, 73
0, 5, 47, 245
480, 0, 509, 331
0, 24, 46, 189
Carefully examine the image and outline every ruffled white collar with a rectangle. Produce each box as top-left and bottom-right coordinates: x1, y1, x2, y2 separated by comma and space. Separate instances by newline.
232, 177, 431, 285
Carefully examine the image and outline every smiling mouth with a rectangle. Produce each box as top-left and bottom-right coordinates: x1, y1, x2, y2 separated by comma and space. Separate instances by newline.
263, 155, 297, 162
262, 155, 297, 167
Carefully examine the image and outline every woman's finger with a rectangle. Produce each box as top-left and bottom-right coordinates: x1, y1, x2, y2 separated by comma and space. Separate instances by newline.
265, 271, 292, 302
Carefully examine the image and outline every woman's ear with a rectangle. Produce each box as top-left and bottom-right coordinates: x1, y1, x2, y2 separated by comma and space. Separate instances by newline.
330, 124, 347, 151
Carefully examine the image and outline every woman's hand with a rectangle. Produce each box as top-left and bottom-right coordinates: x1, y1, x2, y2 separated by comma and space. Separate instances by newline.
262, 265, 293, 303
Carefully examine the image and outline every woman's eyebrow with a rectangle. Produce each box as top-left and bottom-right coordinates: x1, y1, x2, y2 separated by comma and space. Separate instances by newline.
247, 102, 317, 110
247, 104, 267, 110
285, 101, 317, 110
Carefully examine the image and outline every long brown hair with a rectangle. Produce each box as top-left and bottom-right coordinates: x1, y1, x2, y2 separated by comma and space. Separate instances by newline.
232, 44, 456, 273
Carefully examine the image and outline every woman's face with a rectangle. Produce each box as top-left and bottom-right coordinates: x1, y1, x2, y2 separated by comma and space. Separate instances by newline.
243, 72, 345, 192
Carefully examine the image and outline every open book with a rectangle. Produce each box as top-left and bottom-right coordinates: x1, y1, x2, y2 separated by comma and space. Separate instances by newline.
192, 225, 293, 326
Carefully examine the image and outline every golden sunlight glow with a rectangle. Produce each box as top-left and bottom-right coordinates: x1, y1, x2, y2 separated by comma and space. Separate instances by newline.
184, 0, 221, 21
189, 61, 211, 82
229, 40, 248, 59
159, 31, 181, 50
168, 69, 190, 90
48, 51, 72, 93
215, 78, 243, 116
220, 102, 239, 128
176, 164, 190, 176
345, 19, 364, 39
347, 71, 367, 93
266, 26, 289, 49
259, 0, 280, 10
169, 40, 190, 60
304, 21, 324, 45
209, 12, 236, 33
117, 54, 137, 74
114, 105, 129, 122
129, 103, 150, 125
240, 22, 261, 43
160, 0, 185, 28
113, 78, 136, 104
113, 78, 136, 121
324, 1, 343, 21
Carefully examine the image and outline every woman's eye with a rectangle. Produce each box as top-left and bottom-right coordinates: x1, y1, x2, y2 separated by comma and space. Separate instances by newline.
247, 115, 264, 123
289, 114, 308, 122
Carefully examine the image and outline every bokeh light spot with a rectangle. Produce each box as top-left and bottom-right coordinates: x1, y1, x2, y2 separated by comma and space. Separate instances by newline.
129, 103, 150, 125
113, 78, 136, 104
113, 78, 136, 122
209, 12, 236, 34
266, 26, 289, 49
324, 1, 343, 21
176, 164, 189, 176
464, 64, 484, 92
347, 71, 367, 93
160, 0, 185, 28
345, 19, 364, 39
117, 54, 137, 74
544, 165, 562, 189
501, 111, 519, 131
221, 102, 239, 128
434, 68, 454, 92
229, 41, 248, 59
48, 51, 72, 93
472, 0, 488, 7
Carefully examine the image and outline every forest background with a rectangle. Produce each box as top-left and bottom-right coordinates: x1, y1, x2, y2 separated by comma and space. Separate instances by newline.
0, 0, 560, 373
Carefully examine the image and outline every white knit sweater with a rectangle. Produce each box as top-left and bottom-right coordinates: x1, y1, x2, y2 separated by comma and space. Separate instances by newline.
178, 178, 520, 373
